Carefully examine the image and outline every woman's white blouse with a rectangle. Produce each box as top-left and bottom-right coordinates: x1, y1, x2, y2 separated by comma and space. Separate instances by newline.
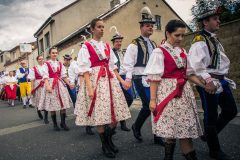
77, 39, 118, 74
28, 65, 45, 81
42, 60, 67, 79
6, 76, 17, 83
144, 42, 194, 81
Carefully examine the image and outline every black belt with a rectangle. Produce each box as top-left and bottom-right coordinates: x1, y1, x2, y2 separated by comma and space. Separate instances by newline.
133, 75, 145, 79
210, 74, 224, 80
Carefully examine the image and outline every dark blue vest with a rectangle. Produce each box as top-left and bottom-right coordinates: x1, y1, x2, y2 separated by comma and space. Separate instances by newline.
18, 68, 29, 83
134, 36, 156, 67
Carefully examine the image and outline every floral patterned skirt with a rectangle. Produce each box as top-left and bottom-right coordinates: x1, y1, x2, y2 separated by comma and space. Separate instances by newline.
32, 80, 45, 110
38, 78, 72, 111
152, 79, 203, 139
74, 66, 131, 126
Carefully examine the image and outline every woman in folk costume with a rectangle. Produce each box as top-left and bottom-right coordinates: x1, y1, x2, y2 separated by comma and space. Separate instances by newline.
144, 20, 203, 160
28, 55, 49, 124
74, 18, 131, 158
5, 71, 18, 106
0, 72, 8, 101
41, 47, 73, 131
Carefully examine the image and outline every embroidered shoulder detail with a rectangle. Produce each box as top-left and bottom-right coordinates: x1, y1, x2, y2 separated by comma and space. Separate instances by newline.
192, 35, 206, 44
131, 39, 137, 45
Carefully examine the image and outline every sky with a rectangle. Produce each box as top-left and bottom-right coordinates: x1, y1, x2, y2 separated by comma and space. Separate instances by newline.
0, 0, 195, 51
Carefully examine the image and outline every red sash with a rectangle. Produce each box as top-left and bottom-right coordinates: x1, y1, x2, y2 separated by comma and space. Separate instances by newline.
85, 42, 117, 123
153, 47, 187, 123
46, 61, 64, 108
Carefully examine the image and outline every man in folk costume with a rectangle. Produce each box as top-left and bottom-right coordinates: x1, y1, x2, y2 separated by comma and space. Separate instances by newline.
189, 1, 237, 159
16, 60, 33, 108
63, 54, 77, 107
110, 26, 133, 132
122, 6, 164, 145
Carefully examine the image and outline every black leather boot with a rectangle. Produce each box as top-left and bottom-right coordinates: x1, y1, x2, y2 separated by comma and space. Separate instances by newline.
60, 113, 69, 131
154, 135, 165, 146
164, 143, 176, 160
86, 126, 94, 135
132, 123, 142, 141
184, 150, 198, 160
51, 114, 60, 131
99, 132, 115, 158
37, 110, 43, 119
105, 126, 119, 153
120, 120, 130, 131
132, 110, 150, 141
44, 110, 49, 124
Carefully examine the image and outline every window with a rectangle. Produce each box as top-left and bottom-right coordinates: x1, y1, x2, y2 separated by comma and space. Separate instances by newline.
155, 15, 161, 30
39, 39, 44, 53
0, 55, 3, 63
11, 52, 16, 60
44, 32, 50, 49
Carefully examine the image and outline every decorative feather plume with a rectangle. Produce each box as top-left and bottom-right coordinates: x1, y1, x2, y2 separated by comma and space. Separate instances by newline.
85, 28, 92, 37
140, 6, 153, 17
109, 26, 119, 35
70, 49, 74, 56
81, 35, 87, 41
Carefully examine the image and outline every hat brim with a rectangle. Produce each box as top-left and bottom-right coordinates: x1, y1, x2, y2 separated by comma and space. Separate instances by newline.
63, 56, 72, 60
111, 37, 124, 41
139, 21, 156, 24
197, 13, 220, 22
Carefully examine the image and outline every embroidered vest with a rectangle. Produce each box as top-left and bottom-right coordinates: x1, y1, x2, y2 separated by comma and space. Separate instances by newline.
19, 67, 30, 83
194, 30, 221, 69
133, 36, 156, 67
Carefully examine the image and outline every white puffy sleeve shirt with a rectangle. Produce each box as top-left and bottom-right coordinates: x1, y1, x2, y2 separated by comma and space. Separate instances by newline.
188, 41, 230, 80
42, 60, 67, 79
144, 44, 192, 81
77, 39, 118, 74
16, 67, 26, 79
27, 65, 45, 81
144, 48, 164, 81
6, 76, 17, 83
68, 61, 81, 85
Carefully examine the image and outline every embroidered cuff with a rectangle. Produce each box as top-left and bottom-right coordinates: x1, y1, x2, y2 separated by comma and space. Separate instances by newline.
146, 75, 161, 82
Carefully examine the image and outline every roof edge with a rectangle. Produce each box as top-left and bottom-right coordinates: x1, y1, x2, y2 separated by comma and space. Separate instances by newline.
162, 0, 193, 32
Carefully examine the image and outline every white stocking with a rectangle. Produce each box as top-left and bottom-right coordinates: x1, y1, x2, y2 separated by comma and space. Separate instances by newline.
22, 96, 27, 105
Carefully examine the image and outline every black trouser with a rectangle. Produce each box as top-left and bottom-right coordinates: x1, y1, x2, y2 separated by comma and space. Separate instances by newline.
196, 80, 237, 152
133, 77, 151, 131
120, 75, 133, 107
67, 86, 76, 107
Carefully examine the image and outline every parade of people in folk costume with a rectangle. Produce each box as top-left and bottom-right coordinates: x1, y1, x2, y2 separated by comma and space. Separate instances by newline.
0, 1, 238, 160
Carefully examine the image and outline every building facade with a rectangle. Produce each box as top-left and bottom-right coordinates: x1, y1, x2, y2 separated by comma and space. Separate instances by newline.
34, 0, 191, 61
4, 42, 37, 72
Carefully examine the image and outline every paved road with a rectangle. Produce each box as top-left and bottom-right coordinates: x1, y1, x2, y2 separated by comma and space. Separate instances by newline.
0, 100, 239, 160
